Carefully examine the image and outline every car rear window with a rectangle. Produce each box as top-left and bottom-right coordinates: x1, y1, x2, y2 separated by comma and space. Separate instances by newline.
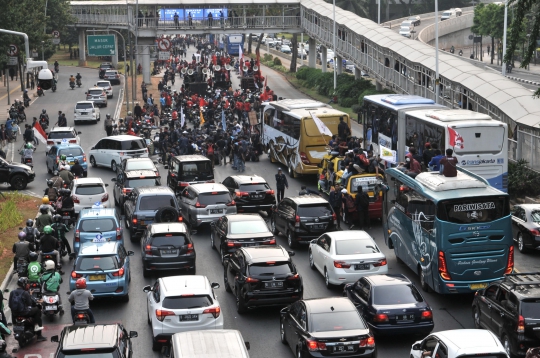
198, 192, 231, 205
76, 103, 93, 110
373, 285, 423, 305
248, 262, 292, 276
97, 82, 110, 87
76, 256, 118, 271
531, 210, 540, 223
139, 195, 176, 210
151, 234, 188, 247
48, 132, 75, 139
58, 148, 83, 157
125, 178, 160, 188
239, 183, 270, 191
88, 90, 104, 96
335, 239, 380, 255
75, 185, 105, 195
80, 218, 116, 232
310, 311, 366, 332
521, 300, 540, 319
297, 204, 333, 217
229, 220, 269, 234
182, 161, 212, 174
125, 160, 155, 171
162, 295, 213, 309
120, 139, 146, 150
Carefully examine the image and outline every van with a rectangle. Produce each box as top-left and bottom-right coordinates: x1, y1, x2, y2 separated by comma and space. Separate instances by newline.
167, 330, 250, 358
88, 135, 148, 172
440, 9, 457, 20
166, 155, 214, 195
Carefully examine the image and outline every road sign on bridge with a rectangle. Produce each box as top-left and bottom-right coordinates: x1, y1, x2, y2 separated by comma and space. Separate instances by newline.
87, 35, 116, 56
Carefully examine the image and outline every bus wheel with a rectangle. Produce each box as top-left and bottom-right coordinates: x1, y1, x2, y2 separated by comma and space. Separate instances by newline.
288, 160, 297, 178
419, 267, 431, 292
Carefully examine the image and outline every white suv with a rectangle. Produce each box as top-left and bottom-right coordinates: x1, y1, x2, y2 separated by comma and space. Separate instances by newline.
70, 177, 111, 213
143, 275, 224, 352
88, 135, 148, 172
74, 101, 101, 125
46, 127, 82, 151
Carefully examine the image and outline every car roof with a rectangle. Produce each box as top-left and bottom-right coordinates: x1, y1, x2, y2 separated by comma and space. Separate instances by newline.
50, 127, 75, 132
76, 101, 94, 105
241, 246, 290, 263
78, 241, 119, 256
230, 175, 267, 184
104, 135, 145, 142
134, 186, 174, 195
96, 80, 111, 84
124, 157, 153, 163
434, 329, 504, 352
73, 178, 105, 186
190, 183, 228, 193
149, 222, 188, 234
173, 154, 210, 162
160, 275, 211, 296
125, 169, 159, 178
499, 273, 540, 298
79, 208, 118, 218
365, 274, 411, 286
289, 195, 329, 205
326, 230, 373, 241
60, 324, 120, 351
224, 214, 265, 222
303, 297, 356, 314
87, 87, 104, 91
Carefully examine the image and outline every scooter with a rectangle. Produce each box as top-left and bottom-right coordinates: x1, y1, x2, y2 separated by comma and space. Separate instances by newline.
28, 281, 41, 299
76, 79, 82, 88
69, 81, 75, 90
61, 209, 74, 227
21, 157, 33, 168
16, 258, 28, 278
42, 291, 63, 322
36, 87, 43, 97
12, 305, 41, 349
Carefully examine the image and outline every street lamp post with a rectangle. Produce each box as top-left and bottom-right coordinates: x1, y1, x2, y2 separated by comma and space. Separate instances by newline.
502, 0, 508, 75
434, 0, 440, 103
333, 0, 336, 90
378, 0, 381, 25
41, 41, 45, 60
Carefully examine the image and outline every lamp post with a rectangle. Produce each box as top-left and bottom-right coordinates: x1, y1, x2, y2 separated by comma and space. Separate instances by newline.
41, 41, 45, 60
434, 0, 440, 103
333, 0, 336, 90
502, 0, 508, 75
378, 0, 381, 25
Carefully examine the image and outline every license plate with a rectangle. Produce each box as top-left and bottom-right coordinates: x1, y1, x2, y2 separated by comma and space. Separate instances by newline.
312, 224, 325, 229
13, 325, 24, 332
45, 305, 57, 311
354, 264, 370, 270
62, 216, 71, 220
397, 314, 415, 321
81, 112, 87, 115
69, 161, 75, 165
210, 209, 223, 214
470, 283, 488, 290
333, 345, 354, 353
252, 194, 263, 199
265, 281, 284, 288
161, 249, 178, 255
139, 220, 145, 225
179, 314, 198, 322
89, 274, 106, 281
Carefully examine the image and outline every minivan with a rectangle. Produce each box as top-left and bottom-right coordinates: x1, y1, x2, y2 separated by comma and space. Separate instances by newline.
88, 135, 148, 172
166, 330, 250, 358
166, 155, 214, 195
441, 9, 457, 20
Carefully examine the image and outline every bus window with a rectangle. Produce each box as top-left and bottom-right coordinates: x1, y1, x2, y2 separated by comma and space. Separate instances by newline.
408, 198, 436, 231
264, 108, 275, 126
405, 116, 444, 157
438, 197, 509, 224
282, 113, 300, 139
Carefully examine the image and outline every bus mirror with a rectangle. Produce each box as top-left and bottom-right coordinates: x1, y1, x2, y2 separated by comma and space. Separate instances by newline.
391, 200, 396, 204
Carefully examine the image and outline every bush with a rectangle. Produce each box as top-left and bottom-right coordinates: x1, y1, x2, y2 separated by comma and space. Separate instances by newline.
351, 104, 362, 113
263, 53, 273, 62
315, 72, 335, 96
273, 57, 282, 66
340, 97, 357, 108
263, 60, 274, 67
508, 159, 540, 197
274, 65, 288, 73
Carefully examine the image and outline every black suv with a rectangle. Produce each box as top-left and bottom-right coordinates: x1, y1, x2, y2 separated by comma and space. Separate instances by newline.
98, 62, 114, 79
112, 169, 161, 210
166, 155, 214, 195
270, 195, 337, 248
224, 245, 303, 313
0, 157, 35, 190
140, 222, 195, 277
222, 175, 276, 215
124, 186, 182, 241
51, 323, 137, 357
471, 272, 540, 357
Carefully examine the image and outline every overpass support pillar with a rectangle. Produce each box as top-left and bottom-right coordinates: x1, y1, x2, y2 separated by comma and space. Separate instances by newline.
376, 81, 383, 91
308, 38, 316, 68
78, 29, 87, 66
354, 67, 361, 79
321, 46, 327, 73
336, 55, 343, 75
138, 38, 154, 85
112, 35, 119, 68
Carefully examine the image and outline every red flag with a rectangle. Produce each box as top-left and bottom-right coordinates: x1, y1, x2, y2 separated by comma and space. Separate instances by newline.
448, 127, 464, 149
33, 122, 47, 144
212, 54, 217, 65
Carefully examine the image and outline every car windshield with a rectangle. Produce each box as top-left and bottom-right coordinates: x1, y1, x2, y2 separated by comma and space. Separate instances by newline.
125, 160, 155, 171
248, 262, 292, 276
76, 103, 93, 110
75, 185, 105, 195
58, 148, 83, 157
239, 183, 270, 192
408, 17, 417, 21
76, 256, 118, 271
162, 295, 213, 309
80, 218, 116, 232
521, 300, 540, 319
139, 195, 176, 211
310, 311, 365, 332
151, 234, 188, 247
124, 178, 159, 188
297, 204, 333, 217
373, 285, 423, 305
400, 26, 410, 31
198, 193, 231, 205
48, 132, 75, 139
442, 11, 451, 16
229, 220, 269, 235
531, 210, 540, 223
335, 239, 380, 255
88, 90, 103, 96
120, 139, 146, 150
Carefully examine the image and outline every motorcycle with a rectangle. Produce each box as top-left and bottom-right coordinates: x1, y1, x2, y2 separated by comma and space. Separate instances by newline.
12, 315, 40, 349
21, 157, 33, 168
69, 81, 75, 90
76, 79, 82, 88
16, 258, 28, 278
28, 281, 41, 299
42, 291, 63, 322
41, 252, 58, 268
73, 309, 90, 325
54, 66, 59, 74
36, 87, 43, 97
23, 97, 30, 107
61, 209, 74, 227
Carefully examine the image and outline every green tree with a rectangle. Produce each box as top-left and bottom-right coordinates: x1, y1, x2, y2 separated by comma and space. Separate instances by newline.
472, 3, 506, 64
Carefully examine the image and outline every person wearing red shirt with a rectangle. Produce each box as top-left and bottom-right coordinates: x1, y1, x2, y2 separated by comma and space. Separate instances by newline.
172, 109, 178, 121
166, 95, 172, 107
187, 99, 193, 108
243, 101, 251, 114
224, 99, 230, 109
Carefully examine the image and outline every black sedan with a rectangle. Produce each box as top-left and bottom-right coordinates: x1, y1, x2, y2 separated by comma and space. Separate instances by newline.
344, 274, 434, 336
221, 175, 276, 215
280, 297, 376, 358
211, 214, 276, 264
511, 204, 540, 253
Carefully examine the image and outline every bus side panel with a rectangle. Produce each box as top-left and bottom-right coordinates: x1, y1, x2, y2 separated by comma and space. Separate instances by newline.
261, 123, 300, 170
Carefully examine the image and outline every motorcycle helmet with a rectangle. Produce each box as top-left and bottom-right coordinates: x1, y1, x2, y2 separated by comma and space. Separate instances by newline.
62, 189, 71, 197
75, 278, 87, 289
44, 260, 55, 271
127, 111, 132, 115
29, 252, 39, 262
18, 231, 26, 240
53, 214, 62, 223
26, 219, 34, 227
40, 206, 49, 214
43, 225, 53, 235
60, 154, 67, 161
63, 165, 71, 171
25, 143, 33, 149
17, 277, 29, 289
106, 114, 111, 119
42, 109, 46, 114
42, 196, 50, 205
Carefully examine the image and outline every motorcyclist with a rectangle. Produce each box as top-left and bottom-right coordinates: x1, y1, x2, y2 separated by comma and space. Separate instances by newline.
70, 159, 84, 178
69, 75, 76, 88
59, 164, 74, 186
44, 180, 59, 202
38, 196, 55, 216
54, 60, 59, 71
51, 214, 72, 259
8, 277, 46, 341
39, 109, 49, 129
35, 205, 53, 232
75, 73, 82, 85
27, 252, 42, 283
68, 278, 95, 324
22, 219, 40, 250
19, 143, 35, 164
12, 232, 34, 270
41, 261, 63, 312
58, 189, 75, 228
39, 226, 62, 272
23, 124, 34, 144
23, 89, 31, 104
58, 154, 69, 169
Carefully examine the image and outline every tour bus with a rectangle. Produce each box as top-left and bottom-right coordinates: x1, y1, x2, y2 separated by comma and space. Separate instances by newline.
382, 167, 513, 294
260, 99, 350, 177
226, 34, 244, 55
361, 94, 508, 192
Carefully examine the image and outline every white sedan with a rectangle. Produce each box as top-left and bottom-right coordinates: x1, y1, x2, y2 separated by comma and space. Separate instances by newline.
143, 275, 224, 352
309, 231, 388, 288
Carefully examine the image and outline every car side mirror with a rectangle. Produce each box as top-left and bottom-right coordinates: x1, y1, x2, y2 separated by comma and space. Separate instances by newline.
310, 239, 317, 244
77, 131, 82, 134
412, 343, 421, 351
287, 250, 295, 257
245, 342, 250, 350
153, 161, 158, 164
129, 331, 138, 338
105, 183, 109, 187
211, 282, 220, 289
111, 178, 117, 182
142, 285, 153, 292
127, 250, 135, 256
51, 335, 59, 343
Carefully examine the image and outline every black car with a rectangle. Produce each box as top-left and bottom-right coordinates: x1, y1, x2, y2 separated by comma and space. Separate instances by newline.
224, 246, 302, 313
270, 195, 337, 248
140, 222, 195, 277
472, 272, 540, 357
511, 204, 540, 253
344, 274, 434, 336
51, 323, 137, 357
222, 175, 276, 215
98, 62, 114, 79
166, 155, 214, 195
280, 297, 376, 358
112, 169, 161, 211
210, 214, 276, 264
0, 157, 35, 190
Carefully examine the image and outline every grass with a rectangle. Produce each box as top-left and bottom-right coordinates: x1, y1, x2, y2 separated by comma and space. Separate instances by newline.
49, 47, 107, 69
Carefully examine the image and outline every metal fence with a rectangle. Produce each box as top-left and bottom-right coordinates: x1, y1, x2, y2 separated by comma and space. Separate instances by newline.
509, 130, 540, 171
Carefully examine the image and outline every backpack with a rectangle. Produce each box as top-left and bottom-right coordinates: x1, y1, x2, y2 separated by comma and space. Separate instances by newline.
47, 187, 58, 201
345, 195, 357, 212
357, 153, 370, 168
207, 144, 214, 155
9, 290, 26, 314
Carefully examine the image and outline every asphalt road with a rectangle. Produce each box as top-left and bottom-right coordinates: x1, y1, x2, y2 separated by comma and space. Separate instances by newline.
5, 59, 540, 358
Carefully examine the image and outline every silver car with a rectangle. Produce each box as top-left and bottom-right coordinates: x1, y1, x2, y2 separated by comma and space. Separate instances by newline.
178, 183, 237, 228
85, 87, 108, 107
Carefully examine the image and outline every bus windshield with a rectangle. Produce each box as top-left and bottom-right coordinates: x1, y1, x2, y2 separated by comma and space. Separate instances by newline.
452, 126, 506, 155
438, 197, 509, 224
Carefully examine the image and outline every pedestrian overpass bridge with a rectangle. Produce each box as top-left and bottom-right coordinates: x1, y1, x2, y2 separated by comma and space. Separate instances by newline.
70, 0, 540, 140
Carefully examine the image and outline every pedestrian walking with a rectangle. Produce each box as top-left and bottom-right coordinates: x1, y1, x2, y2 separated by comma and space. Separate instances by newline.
329, 185, 342, 229
275, 168, 288, 203
30, 74, 35, 90
355, 187, 371, 230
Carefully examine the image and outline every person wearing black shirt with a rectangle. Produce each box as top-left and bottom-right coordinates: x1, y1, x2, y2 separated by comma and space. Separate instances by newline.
337, 116, 350, 142
70, 159, 84, 178
423, 143, 436, 167
216, 138, 227, 165
39, 231, 61, 270
9, 278, 46, 340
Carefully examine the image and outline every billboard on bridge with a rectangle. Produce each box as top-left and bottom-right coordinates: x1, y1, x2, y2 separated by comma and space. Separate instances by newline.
159, 9, 228, 21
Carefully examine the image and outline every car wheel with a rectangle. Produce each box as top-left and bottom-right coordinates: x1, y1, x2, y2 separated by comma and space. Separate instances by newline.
111, 161, 117, 172
502, 334, 512, 356
90, 156, 98, 168
151, 340, 161, 352
270, 217, 279, 236
210, 232, 215, 249
236, 288, 247, 314
114, 193, 119, 207
47, 164, 53, 174
308, 249, 316, 270
419, 267, 431, 292
121, 293, 129, 302
324, 268, 332, 289
10, 175, 28, 190
224, 265, 232, 293
287, 231, 298, 249
280, 318, 287, 344
472, 306, 481, 329
517, 233, 528, 253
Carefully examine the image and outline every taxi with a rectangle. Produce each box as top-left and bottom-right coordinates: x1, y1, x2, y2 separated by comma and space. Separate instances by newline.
74, 207, 123, 254
317, 151, 344, 194
69, 240, 133, 301
340, 173, 385, 220
46, 144, 88, 177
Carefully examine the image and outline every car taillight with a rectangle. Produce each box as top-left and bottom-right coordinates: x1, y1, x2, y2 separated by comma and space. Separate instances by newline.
75, 230, 80, 242
69, 139, 77, 143
185, 243, 194, 255
71, 271, 83, 279
235, 191, 249, 197
268, 239, 276, 245
287, 273, 300, 280
266, 189, 275, 195
72, 195, 80, 204
505, 245, 514, 274
202, 306, 221, 318
295, 215, 300, 227
47, 140, 54, 145
421, 310, 433, 319
334, 261, 351, 269
101, 193, 109, 203
531, 229, 540, 235
300, 152, 310, 164
112, 267, 125, 277
438, 251, 451, 280
245, 277, 259, 283
307, 340, 327, 351
226, 200, 235, 206
145, 245, 152, 255
226, 240, 240, 247
373, 313, 389, 322
116, 227, 121, 240
155, 309, 175, 322
83, 155, 87, 163
518, 315, 525, 333
359, 336, 375, 348
179, 182, 189, 187
122, 188, 131, 195
195, 202, 207, 208
373, 259, 387, 267
332, 212, 337, 223
178, 216, 183, 222
132, 217, 138, 225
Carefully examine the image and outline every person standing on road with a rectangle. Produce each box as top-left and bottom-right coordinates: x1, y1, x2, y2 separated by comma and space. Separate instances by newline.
329, 185, 342, 230
355, 187, 371, 230
104, 114, 113, 136
275, 168, 288, 203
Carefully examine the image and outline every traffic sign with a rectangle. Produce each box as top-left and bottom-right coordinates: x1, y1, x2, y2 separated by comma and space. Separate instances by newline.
7, 44, 18, 56
52, 38, 61, 45
158, 51, 170, 60
157, 38, 171, 51
52, 30, 60, 38
7, 57, 18, 66
87, 35, 116, 56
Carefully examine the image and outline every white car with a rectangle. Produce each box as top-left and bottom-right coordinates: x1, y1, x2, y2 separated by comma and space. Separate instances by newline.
308, 230, 387, 288
95, 80, 113, 99
88, 135, 148, 172
399, 26, 412, 38
46, 127, 82, 151
74, 101, 100, 125
410, 329, 508, 358
408, 15, 421, 26
70, 178, 110, 213
143, 275, 224, 351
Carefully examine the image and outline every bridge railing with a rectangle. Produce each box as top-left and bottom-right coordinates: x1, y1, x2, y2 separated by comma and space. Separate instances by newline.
72, 13, 129, 26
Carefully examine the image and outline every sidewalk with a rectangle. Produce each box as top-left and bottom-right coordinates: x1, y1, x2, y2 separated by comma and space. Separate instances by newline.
0, 75, 26, 161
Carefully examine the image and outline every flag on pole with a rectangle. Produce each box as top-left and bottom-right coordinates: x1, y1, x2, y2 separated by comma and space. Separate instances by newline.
380, 145, 397, 164
180, 106, 185, 128
33, 122, 47, 144
310, 112, 333, 137
448, 127, 464, 149
221, 109, 226, 130
200, 109, 205, 125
